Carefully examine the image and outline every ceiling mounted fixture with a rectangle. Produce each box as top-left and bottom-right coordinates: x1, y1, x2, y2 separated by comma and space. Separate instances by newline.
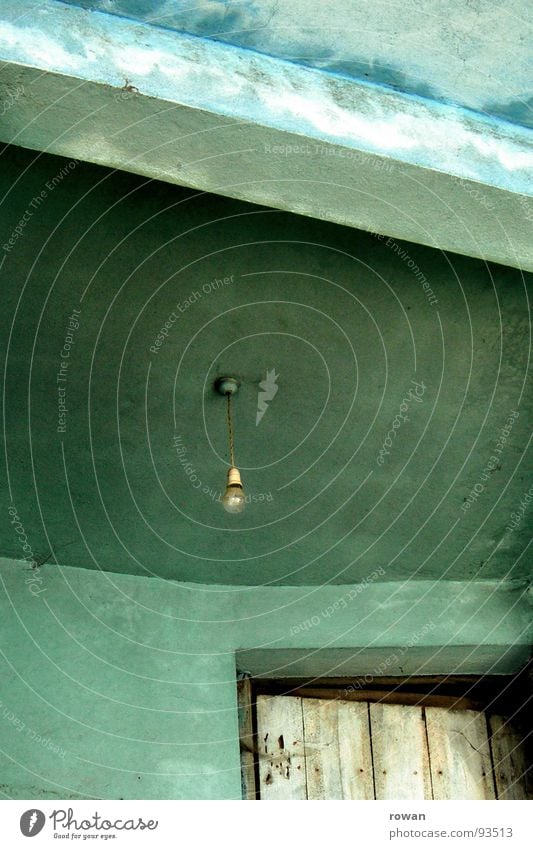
215, 377, 246, 514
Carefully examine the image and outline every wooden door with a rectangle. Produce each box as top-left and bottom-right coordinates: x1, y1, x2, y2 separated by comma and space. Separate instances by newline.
254, 695, 530, 800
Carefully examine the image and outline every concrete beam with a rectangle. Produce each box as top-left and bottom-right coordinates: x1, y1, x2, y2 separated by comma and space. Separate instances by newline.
233, 579, 532, 677
0, 0, 532, 270
236, 645, 530, 679
2, 559, 531, 676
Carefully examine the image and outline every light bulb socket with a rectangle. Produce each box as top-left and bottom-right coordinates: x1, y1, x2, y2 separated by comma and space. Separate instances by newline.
215, 377, 239, 396
227, 466, 243, 487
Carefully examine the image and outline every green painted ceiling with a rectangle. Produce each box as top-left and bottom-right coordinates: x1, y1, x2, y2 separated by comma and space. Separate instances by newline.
1, 145, 531, 585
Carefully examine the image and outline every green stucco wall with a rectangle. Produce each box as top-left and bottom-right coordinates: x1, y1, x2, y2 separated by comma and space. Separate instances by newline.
1, 558, 531, 799
0, 560, 242, 800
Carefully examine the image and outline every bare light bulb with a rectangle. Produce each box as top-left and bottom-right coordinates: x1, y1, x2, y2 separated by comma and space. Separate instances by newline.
222, 466, 246, 514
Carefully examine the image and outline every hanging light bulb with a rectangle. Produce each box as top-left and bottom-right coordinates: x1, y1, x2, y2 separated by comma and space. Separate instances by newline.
222, 465, 246, 514
215, 377, 246, 514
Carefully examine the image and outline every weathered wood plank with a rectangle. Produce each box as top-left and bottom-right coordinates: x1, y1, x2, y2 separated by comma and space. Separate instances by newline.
302, 699, 374, 799
370, 703, 432, 799
489, 714, 532, 800
237, 677, 257, 800
287, 688, 482, 711
256, 695, 307, 799
426, 708, 495, 799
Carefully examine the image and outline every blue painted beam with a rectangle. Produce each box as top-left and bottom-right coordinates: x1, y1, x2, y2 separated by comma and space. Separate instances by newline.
0, 0, 532, 268
57, 0, 533, 130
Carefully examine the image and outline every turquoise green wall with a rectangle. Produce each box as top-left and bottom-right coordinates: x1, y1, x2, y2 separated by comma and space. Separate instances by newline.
1, 558, 530, 799
0, 560, 241, 800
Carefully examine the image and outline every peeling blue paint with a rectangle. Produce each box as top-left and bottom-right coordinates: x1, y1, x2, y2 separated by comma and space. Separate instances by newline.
55, 0, 533, 128
483, 97, 533, 130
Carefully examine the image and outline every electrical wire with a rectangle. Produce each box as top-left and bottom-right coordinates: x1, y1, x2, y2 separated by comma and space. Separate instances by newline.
226, 391, 235, 468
